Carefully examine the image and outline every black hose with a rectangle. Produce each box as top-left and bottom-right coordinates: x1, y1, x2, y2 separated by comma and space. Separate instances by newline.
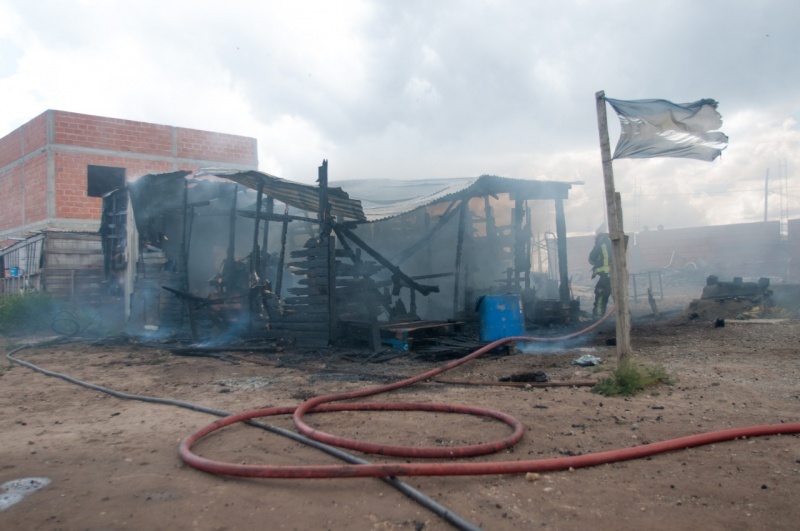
5, 341, 482, 531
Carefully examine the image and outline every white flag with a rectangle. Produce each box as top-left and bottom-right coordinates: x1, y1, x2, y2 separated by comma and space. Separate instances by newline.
606, 98, 728, 161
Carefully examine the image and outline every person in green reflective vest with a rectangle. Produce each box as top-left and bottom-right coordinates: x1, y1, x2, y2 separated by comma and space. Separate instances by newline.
589, 226, 612, 318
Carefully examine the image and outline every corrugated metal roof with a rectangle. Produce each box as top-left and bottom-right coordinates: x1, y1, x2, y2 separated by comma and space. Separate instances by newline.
197, 170, 576, 224
196, 168, 366, 222
331, 175, 575, 222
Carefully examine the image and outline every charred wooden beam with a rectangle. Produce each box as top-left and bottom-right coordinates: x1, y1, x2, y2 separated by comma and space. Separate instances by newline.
333, 225, 439, 296
275, 204, 289, 297
317, 159, 332, 237
390, 199, 461, 266
239, 210, 312, 224
554, 197, 570, 304
452, 199, 467, 317
225, 185, 238, 287
260, 196, 275, 280
251, 179, 264, 276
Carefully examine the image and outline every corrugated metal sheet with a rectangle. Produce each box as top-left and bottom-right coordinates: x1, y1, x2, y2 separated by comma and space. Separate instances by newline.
196, 168, 366, 222
332, 175, 575, 222
197, 170, 575, 224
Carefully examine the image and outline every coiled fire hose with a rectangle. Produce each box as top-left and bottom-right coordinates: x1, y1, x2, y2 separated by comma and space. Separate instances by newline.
5, 339, 481, 531
178, 309, 800, 479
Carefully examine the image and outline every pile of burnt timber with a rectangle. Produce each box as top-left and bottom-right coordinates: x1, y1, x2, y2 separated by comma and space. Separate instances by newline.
272, 235, 337, 347
701, 275, 771, 302
274, 234, 396, 347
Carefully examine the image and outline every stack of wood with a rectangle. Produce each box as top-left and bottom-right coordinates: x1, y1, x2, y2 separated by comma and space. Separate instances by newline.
272, 236, 337, 347
273, 233, 389, 348
41, 232, 105, 306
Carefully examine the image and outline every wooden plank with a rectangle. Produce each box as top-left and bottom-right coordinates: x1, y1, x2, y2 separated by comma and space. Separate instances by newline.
272, 322, 330, 331
278, 312, 329, 323
336, 262, 382, 277
288, 286, 328, 296
291, 248, 349, 258
283, 295, 329, 305
282, 307, 331, 317
297, 277, 330, 286
287, 259, 332, 269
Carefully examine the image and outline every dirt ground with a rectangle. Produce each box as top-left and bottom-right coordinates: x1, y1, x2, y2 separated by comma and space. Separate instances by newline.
2, 296, 799, 531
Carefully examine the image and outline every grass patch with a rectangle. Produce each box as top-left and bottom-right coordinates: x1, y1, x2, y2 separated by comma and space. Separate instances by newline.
0, 293, 62, 335
0, 293, 109, 337
592, 363, 674, 397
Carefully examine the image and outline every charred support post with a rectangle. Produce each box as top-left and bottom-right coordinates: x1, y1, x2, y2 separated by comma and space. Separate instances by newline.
484, 196, 497, 257
318, 160, 332, 237
275, 204, 289, 298
513, 198, 525, 290
524, 203, 532, 290
327, 233, 337, 343
180, 179, 189, 292
317, 160, 337, 342
453, 199, 467, 318
554, 197, 570, 304
261, 197, 275, 280
225, 185, 239, 290
251, 179, 264, 276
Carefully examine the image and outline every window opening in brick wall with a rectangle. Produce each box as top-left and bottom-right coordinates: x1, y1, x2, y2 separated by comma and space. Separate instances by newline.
87, 165, 126, 198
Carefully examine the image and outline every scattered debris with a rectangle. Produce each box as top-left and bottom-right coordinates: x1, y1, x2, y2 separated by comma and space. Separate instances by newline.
572, 354, 603, 366
0, 477, 51, 512
499, 371, 548, 383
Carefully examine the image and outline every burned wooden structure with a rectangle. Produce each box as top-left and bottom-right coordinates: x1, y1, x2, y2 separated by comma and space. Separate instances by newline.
0, 230, 125, 318
124, 165, 577, 349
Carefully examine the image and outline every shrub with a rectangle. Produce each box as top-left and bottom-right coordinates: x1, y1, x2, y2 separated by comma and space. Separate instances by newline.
0, 293, 62, 335
592, 363, 674, 397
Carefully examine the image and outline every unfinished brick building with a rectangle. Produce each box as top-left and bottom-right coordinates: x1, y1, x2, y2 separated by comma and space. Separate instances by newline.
0, 110, 258, 307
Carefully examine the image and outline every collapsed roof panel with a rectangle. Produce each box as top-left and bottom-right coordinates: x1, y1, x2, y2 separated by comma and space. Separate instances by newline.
196, 168, 367, 222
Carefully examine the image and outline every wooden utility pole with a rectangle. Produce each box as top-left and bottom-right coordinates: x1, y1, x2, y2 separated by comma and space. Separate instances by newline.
595, 90, 632, 365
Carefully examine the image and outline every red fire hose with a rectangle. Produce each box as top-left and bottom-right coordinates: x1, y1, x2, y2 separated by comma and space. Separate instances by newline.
179, 310, 800, 479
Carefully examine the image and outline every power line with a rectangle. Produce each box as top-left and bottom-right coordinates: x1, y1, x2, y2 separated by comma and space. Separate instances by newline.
636, 185, 800, 198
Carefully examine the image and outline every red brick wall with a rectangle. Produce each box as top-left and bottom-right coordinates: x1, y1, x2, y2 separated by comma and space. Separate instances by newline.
0, 112, 47, 169
2, 110, 258, 234
23, 152, 49, 224
630, 222, 782, 277
176, 127, 258, 165
0, 165, 24, 230
0, 127, 22, 169
567, 221, 787, 283
50, 111, 257, 166
54, 152, 179, 219
53, 111, 173, 156
23, 112, 48, 154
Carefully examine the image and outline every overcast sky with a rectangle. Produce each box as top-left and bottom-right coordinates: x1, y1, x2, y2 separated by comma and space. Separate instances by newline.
1, 0, 798, 234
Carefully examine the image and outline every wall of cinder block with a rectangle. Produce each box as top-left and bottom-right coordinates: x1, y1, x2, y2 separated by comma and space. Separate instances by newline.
0, 110, 258, 237
567, 220, 799, 284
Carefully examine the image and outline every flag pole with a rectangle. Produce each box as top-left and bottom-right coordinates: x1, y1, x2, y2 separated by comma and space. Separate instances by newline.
595, 90, 632, 365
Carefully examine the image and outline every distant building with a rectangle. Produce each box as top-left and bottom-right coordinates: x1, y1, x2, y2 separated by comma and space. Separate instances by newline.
0, 110, 258, 307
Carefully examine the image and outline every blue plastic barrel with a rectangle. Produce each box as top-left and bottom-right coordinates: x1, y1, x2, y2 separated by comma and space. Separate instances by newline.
477, 294, 525, 342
